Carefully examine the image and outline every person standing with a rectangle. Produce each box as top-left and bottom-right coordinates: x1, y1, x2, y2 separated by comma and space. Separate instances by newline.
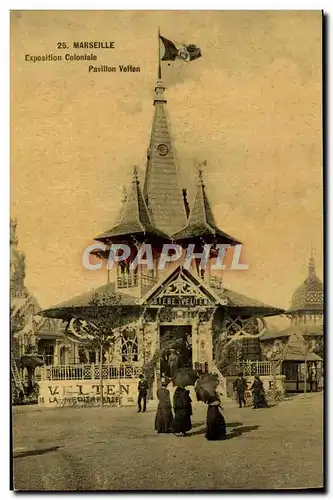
155, 381, 173, 433
251, 374, 268, 409
205, 391, 227, 441
137, 374, 148, 413
233, 372, 247, 408
168, 349, 179, 378
171, 385, 192, 437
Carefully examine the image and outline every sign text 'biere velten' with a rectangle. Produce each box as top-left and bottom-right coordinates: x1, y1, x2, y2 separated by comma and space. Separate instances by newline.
149, 296, 211, 307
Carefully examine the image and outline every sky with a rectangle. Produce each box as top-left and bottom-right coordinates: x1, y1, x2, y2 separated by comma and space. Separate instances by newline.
10, 10, 323, 321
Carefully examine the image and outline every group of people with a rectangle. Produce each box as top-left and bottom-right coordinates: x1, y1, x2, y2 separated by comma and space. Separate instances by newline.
138, 373, 226, 440
137, 371, 268, 440
154, 379, 226, 440
233, 372, 268, 409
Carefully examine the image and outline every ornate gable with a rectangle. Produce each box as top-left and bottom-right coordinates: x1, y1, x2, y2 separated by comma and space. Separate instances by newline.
141, 266, 225, 308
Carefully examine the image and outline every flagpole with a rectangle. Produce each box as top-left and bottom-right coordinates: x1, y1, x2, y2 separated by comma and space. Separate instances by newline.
158, 27, 161, 80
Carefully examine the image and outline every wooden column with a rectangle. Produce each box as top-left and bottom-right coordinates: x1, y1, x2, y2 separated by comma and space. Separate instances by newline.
191, 318, 200, 368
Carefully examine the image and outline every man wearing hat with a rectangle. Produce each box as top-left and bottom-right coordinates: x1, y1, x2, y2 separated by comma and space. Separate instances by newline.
137, 374, 149, 413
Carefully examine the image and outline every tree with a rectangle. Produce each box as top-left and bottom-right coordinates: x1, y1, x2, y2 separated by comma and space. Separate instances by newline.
214, 335, 243, 376
65, 292, 140, 407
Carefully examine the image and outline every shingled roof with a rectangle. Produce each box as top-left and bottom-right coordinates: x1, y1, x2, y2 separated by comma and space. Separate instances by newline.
95, 166, 169, 244
287, 254, 323, 314
270, 333, 322, 362
260, 323, 323, 341
39, 282, 141, 322
173, 169, 241, 245
143, 80, 188, 236
216, 287, 285, 317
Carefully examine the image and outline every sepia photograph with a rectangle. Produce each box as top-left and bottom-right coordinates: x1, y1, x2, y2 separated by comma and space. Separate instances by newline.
10, 10, 323, 491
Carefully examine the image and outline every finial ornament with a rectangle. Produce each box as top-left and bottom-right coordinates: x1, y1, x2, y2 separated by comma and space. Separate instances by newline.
308, 242, 316, 278
122, 186, 128, 203
197, 160, 207, 185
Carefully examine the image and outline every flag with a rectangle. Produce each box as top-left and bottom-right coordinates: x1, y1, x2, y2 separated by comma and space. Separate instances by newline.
160, 35, 202, 62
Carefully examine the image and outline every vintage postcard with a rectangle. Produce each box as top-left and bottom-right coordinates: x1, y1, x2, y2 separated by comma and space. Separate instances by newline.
11, 10, 323, 491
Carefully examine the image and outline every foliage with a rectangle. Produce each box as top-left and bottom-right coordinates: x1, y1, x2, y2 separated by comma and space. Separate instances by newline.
214, 336, 243, 376
65, 292, 138, 354
64, 293, 141, 407
265, 388, 284, 403
10, 303, 29, 336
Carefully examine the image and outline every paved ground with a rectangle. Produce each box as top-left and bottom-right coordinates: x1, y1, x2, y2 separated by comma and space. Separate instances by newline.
12, 392, 323, 491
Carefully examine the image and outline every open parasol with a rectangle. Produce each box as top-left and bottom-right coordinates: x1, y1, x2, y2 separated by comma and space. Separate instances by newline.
195, 374, 219, 403
173, 367, 199, 388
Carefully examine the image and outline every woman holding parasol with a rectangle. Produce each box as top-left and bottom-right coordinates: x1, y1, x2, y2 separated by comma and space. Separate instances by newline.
195, 374, 227, 441
171, 368, 197, 437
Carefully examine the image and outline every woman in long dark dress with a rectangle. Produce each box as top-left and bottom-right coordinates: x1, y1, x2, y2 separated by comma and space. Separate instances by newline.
171, 386, 192, 437
251, 375, 268, 409
205, 391, 227, 441
155, 382, 173, 433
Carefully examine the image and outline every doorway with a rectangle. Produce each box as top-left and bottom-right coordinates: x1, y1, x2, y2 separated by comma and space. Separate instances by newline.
159, 325, 192, 378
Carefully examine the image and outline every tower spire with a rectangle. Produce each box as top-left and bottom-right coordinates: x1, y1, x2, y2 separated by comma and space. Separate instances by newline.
95, 165, 169, 243
143, 61, 187, 236
308, 246, 316, 278
172, 166, 240, 245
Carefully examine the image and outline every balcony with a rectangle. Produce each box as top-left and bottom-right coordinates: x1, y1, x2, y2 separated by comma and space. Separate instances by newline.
36, 363, 142, 381
117, 273, 138, 289
117, 271, 157, 291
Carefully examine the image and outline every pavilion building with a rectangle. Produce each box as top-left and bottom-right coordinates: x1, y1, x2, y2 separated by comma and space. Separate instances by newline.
260, 254, 323, 392
39, 74, 286, 405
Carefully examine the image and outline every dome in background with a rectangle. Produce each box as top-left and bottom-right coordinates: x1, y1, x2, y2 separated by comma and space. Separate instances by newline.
289, 254, 323, 313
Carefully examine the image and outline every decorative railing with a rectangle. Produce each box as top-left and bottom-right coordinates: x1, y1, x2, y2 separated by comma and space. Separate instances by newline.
37, 364, 142, 381
227, 360, 273, 377
117, 272, 157, 290
117, 274, 138, 289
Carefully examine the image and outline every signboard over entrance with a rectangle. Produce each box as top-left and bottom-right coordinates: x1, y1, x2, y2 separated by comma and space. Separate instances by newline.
149, 296, 210, 307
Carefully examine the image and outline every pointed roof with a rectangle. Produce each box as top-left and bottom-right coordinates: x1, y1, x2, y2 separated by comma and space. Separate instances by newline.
172, 168, 241, 245
95, 166, 169, 243
143, 80, 187, 236
269, 333, 322, 362
288, 253, 323, 313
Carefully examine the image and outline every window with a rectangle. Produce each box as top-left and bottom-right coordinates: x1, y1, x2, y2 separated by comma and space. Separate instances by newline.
121, 330, 138, 362
44, 345, 54, 366
282, 362, 299, 380
241, 339, 261, 361
59, 346, 66, 365
88, 350, 97, 363
117, 261, 138, 288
